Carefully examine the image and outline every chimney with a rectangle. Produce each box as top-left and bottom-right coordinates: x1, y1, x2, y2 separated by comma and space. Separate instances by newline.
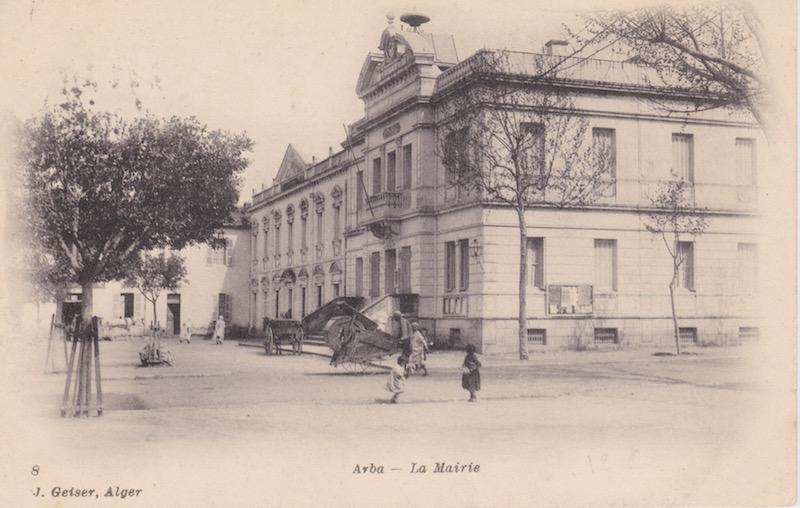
544, 40, 569, 57
328, 146, 333, 168
311, 155, 316, 165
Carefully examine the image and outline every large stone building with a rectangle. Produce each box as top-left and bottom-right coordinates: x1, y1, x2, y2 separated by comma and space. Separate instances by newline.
244, 15, 763, 353
24, 16, 762, 353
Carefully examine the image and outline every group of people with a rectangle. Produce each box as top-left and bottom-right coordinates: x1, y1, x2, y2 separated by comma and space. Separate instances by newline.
385, 310, 482, 403
178, 315, 226, 345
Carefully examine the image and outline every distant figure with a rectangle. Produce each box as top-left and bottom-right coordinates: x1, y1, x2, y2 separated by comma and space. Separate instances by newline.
214, 315, 226, 344
390, 310, 412, 357
180, 320, 192, 344
407, 322, 428, 376
461, 344, 482, 402
386, 355, 408, 404
420, 327, 432, 352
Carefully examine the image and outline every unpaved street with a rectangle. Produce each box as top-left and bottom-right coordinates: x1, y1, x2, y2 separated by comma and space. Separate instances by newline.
3, 338, 793, 508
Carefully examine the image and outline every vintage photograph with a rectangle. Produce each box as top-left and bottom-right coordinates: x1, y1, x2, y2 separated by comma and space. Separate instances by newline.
0, 1, 795, 506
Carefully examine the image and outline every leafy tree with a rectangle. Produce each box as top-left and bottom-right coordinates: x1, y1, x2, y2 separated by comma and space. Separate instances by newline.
572, 4, 768, 132
644, 174, 709, 354
16, 79, 253, 326
438, 50, 614, 360
123, 251, 187, 330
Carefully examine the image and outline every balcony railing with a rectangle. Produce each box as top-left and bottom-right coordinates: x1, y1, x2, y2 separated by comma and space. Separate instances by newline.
360, 191, 411, 225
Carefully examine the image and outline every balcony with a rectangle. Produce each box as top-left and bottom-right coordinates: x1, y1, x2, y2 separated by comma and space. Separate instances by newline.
359, 191, 411, 232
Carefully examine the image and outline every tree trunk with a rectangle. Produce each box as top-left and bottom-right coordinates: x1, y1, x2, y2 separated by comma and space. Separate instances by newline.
151, 298, 158, 331
669, 276, 681, 355
517, 208, 529, 361
54, 284, 67, 324
80, 280, 94, 327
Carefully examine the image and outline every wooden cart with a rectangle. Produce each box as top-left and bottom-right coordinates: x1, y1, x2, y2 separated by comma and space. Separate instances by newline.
263, 319, 304, 355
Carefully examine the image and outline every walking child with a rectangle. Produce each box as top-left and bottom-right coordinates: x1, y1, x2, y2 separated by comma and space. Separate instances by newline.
461, 344, 481, 402
386, 355, 408, 403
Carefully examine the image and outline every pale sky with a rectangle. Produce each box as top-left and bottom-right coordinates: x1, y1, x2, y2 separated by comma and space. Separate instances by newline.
0, 0, 788, 205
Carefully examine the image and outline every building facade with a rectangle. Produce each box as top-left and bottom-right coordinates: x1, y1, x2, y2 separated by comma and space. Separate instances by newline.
245, 15, 763, 353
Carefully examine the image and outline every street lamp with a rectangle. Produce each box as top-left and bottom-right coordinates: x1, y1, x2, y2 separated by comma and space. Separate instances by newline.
470, 238, 482, 258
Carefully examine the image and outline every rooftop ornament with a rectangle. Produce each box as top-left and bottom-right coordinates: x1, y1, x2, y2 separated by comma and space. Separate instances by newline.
400, 12, 430, 31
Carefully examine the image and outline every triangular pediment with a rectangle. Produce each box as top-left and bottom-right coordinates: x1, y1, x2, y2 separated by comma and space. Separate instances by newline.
275, 144, 308, 183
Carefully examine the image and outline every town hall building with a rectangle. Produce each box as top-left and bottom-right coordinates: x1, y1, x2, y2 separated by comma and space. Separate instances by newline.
243, 14, 763, 353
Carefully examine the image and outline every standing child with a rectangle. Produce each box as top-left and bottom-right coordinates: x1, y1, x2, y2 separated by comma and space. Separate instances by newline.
214, 315, 226, 344
461, 344, 482, 402
386, 356, 408, 403
181, 320, 192, 344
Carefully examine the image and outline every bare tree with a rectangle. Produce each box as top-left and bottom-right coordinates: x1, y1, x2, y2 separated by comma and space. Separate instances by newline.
572, 4, 768, 133
438, 51, 614, 360
644, 174, 709, 355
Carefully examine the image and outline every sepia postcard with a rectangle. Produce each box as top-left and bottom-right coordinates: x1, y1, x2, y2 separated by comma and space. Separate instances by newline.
0, 0, 796, 506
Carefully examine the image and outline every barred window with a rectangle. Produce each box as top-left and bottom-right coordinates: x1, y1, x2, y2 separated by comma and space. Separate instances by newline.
594, 239, 617, 292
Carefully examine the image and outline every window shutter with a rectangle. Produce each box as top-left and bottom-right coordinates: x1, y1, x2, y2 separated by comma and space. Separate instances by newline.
212, 293, 219, 322
225, 294, 233, 323
134, 293, 143, 319
113, 294, 121, 318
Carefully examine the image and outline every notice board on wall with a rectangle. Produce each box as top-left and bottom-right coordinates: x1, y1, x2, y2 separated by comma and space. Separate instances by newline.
547, 285, 593, 315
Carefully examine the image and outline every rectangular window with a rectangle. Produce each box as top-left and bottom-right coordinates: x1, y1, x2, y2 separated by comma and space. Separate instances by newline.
263, 230, 269, 260
521, 122, 546, 170
316, 285, 323, 308
287, 288, 293, 317
386, 151, 396, 192
399, 246, 412, 293
672, 133, 694, 184
402, 144, 412, 190
357, 170, 365, 210
369, 251, 381, 297
527, 328, 546, 345
207, 239, 231, 266
679, 327, 697, 344
316, 210, 323, 245
287, 222, 293, 253
301, 217, 307, 249
677, 241, 694, 290
121, 293, 134, 318
301, 287, 307, 318
274, 228, 280, 257
333, 283, 340, 298
736, 138, 756, 186
737, 243, 758, 292
444, 241, 456, 292
526, 237, 544, 290
444, 129, 468, 202
274, 290, 279, 317
355, 257, 364, 297
333, 206, 341, 239
458, 239, 470, 291
385, 249, 397, 295
594, 239, 618, 292
739, 326, 759, 341
594, 328, 618, 344
372, 157, 382, 195
593, 128, 616, 195
218, 293, 232, 323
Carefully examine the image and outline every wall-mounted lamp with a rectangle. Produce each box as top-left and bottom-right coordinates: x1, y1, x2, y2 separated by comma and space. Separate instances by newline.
470, 238, 482, 258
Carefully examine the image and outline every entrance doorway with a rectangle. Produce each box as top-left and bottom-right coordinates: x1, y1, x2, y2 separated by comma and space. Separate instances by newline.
62, 293, 82, 326
166, 294, 181, 335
